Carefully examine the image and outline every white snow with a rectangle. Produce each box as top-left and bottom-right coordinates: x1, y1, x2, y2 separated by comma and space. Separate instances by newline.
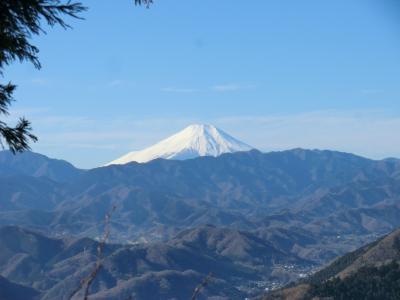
106, 124, 253, 165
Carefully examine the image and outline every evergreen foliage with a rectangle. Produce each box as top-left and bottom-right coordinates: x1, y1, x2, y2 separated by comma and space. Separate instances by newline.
134, 0, 153, 7
0, 0, 88, 152
0, 0, 151, 153
306, 237, 382, 285
308, 261, 400, 300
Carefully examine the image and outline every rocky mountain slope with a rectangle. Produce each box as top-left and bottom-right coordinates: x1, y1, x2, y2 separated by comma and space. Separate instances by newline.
263, 228, 400, 300
0, 225, 310, 300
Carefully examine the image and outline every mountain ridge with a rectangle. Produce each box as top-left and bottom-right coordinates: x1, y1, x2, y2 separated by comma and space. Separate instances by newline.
0, 151, 83, 183
0, 225, 309, 300
2, 148, 400, 298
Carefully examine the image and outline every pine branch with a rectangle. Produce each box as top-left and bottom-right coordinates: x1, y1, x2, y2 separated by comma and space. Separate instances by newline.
0, 1, 86, 152
134, 0, 153, 8
0, 83, 16, 115
0, 0, 87, 71
0, 118, 37, 153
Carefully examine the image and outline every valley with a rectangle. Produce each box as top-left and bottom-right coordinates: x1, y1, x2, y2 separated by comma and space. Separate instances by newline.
1, 147, 400, 299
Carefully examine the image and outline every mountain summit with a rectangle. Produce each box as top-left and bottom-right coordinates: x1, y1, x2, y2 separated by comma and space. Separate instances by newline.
107, 124, 253, 165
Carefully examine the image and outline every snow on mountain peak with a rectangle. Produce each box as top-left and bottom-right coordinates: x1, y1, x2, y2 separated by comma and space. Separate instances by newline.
106, 123, 253, 165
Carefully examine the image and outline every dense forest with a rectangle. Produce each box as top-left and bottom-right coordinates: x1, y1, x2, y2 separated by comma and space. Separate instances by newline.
307, 261, 400, 300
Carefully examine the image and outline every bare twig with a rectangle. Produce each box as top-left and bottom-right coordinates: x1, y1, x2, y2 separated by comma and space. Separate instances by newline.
191, 273, 213, 300
69, 205, 116, 300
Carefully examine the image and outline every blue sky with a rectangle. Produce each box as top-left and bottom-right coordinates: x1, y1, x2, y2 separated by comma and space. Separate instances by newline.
5, 0, 400, 168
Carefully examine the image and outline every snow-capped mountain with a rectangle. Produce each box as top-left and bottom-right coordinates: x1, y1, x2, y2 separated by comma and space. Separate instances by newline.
107, 124, 253, 165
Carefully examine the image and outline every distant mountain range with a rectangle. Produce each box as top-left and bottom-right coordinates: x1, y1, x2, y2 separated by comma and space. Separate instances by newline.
0, 150, 83, 182
1, 150, 400, 251
107, 124, 253, 165
1, 148, 400, 298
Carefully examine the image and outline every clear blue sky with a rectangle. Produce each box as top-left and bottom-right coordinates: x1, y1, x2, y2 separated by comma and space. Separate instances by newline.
5, 0, 400, 168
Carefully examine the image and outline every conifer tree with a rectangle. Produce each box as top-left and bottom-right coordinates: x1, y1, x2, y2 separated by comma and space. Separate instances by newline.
0, 0, 151, 153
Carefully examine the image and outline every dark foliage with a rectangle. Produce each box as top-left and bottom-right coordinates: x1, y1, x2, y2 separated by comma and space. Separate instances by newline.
0, 0, 152, 153
135, 0, 153, 7
0, 81, 38, 153
305, 237, 382, 285
308, 261, 400, 300
0, 0, 86, 152
0, 0, 86, 70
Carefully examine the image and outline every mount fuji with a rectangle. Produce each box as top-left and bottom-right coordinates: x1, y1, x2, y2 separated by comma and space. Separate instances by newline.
107, 124, 254, 165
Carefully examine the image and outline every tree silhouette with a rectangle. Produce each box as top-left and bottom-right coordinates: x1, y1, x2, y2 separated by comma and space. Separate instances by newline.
134, 0, 153, 7
0, 0, 87, 152
0, 0, 152, 153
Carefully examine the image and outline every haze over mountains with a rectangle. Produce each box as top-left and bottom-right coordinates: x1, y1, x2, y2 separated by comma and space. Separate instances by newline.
107, 124, 253, 165
1, 145, 400, 299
